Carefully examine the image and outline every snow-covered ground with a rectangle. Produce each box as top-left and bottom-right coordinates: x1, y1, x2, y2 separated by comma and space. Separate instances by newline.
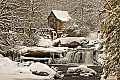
37, 37, 52, 47
0, 54, 55, 80
0, 74, 52, 80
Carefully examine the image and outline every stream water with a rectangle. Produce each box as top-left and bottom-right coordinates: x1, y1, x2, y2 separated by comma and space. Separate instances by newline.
56, 48, 96, 65
15, 48, 101, 80
49, 64, 102, 80
52, 48, 101, 80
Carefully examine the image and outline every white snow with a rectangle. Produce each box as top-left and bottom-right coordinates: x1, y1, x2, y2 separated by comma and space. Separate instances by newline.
37, 38, 52, 47
98, 54, 106, 64
53, 37, 89, 45
67, 65, 87, 72
94, 43, 101, 50
18, 46, 68, 54
87, 40, 98, 46
29, 62, 56, 78
0, 54, 4, 58
0, 57, 33, 75
15, 67, 32, 74
0, 74, 51, 80
67, 65, 97, 76
0, 57, 18, 74
52, 10, 71, 21
87, 32, 98, 40
53, 47, 68, 52
0, 56, 55, 80
21, 56, 50, 60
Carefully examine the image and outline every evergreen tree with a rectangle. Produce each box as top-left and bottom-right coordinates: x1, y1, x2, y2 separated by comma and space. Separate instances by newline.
100, 0, 120, 79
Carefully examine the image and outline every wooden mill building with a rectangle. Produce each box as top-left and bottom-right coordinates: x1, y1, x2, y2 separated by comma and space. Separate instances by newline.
48, 10, 71, 37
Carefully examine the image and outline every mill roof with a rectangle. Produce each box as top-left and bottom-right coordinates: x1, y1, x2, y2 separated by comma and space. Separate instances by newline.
51, 10, 71, 21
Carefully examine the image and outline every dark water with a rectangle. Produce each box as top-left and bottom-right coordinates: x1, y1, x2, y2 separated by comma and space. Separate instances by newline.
16, 64, 102, 80
49, 64, 102, 80
62, 76, 100, 80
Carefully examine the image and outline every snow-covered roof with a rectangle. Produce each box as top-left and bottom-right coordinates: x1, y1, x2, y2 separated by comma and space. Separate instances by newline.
51, 10, 71, 21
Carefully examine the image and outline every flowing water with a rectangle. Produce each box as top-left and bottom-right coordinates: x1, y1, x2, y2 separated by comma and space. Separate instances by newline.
52, 48, 102, 80
49, 64, 102, 80
61, 48, 94, 65
84, 52, 93, 65
15, 48, 100, 80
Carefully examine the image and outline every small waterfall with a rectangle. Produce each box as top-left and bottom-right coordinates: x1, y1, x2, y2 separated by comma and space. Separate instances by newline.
55, 48, 96, 65
84, 52, 93, 64
63, 50, 94, 64
74, 52, 81, 63
65, 51, 76, 62
65, 51, 83, 63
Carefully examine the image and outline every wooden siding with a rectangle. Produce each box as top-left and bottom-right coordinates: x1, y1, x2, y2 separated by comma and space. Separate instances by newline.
48, 12, 67, 32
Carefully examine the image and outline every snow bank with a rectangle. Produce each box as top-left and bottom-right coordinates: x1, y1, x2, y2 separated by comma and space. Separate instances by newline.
29, 62, 56, 78
15, 67, 32, 74
0, 74, 52, 80
0, 57, 18, 74
0, 57, 31, 75
0, 56, 53, 80
37, 38, 52, 47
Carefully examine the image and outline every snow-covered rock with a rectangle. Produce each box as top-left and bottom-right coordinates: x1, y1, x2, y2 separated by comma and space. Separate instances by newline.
53, 37, 89, 45
18, 46, 68, 56
67, 65, 87, 72
29, 62, 56, 78
66, 65, 97, 77
15, 67, 32, 74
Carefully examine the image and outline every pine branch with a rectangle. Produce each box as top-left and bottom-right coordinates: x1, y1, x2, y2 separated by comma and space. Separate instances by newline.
104, 0, 120, 23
